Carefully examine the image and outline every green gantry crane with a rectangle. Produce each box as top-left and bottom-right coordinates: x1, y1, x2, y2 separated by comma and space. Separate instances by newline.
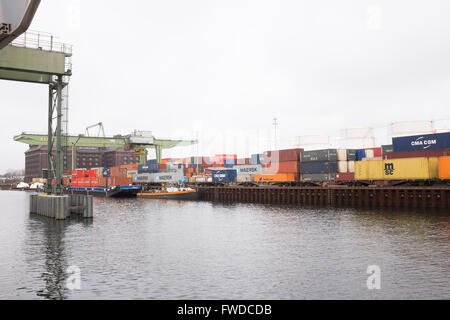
14, 130, 197, 173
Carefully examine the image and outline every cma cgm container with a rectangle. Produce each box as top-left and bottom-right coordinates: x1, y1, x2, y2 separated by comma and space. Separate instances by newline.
438, 156, 450, 179
300, 161, 338, 174
300, 149, 338, 162
355, 157, 439, 180
212, 170, 237, 183
393, 132, 450, 152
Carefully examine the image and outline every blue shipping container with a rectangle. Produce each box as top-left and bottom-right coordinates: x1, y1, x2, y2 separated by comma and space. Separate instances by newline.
355, 149, 366, 161
102, 168, 111, 177
212, 170, 237, 183
138, 164, 159, 174
300, 161, 338, 174
392, 132, 450, 152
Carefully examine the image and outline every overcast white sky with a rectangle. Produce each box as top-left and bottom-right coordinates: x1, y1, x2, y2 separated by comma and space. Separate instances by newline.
1, 0, 450, 172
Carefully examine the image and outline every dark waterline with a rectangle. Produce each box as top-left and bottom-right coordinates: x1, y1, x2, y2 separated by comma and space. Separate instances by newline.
0, 191, 448, 300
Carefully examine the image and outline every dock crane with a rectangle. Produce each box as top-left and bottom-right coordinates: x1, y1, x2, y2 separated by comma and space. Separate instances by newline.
14, 129, 198, 170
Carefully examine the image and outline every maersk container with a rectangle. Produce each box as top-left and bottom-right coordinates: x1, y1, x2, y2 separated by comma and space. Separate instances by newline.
355, 149, 366, 161
154, 172, 184, 184
393, 132, 450, 152
301, 173, 334, 181
300, 161, 338, 174
300, 149, 338, 162
133, 173, 151, 183
382, 145, 394, 154
233, 164, 262, 175
212, 170, 237, 183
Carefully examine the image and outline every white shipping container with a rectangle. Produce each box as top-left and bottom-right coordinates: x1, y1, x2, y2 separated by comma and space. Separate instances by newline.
347, 161, 355, 173
127, 170, 138, 175
133, 173, 151, 183
233, 165, 262, 175
362, 157, 382, 161
237, 174, 253, 182
338, 161, 348, 173
337, 149, 347, 161
195, 177, 207, 183
365, 150, 374, 158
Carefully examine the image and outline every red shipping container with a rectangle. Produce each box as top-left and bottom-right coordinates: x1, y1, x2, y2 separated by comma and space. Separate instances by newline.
335, 173, 355, 181
159, 164, 167, 170
264, 148, 304, 163
364, 147, 382, 157
384, 149, 450, 160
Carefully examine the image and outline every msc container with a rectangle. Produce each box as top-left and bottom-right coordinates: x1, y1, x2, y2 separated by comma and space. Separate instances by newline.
355, 160, 383, 180
438, 156, 450, 179
393, 132, 450, 152
382, 145, 394, 154
347, 161, 355, 173
300, 173, 334, 181
300, 161, 338, 174
233, 164, 262, 175
355, 158, 439, 180
337, 161, 348, 173
253, 173, 296, 182
300, 149, 338, 162
355, 149, 366, 161
212, 170, 237, 183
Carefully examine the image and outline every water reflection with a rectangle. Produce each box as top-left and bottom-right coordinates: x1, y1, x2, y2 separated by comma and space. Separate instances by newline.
28, 215, 92, 300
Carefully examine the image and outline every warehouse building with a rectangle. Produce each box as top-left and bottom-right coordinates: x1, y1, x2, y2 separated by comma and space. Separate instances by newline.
24, 146, 142, 182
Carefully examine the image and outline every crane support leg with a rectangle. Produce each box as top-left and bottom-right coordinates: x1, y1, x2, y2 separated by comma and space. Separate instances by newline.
155, 145, 162, 164
46, 76, 64, 195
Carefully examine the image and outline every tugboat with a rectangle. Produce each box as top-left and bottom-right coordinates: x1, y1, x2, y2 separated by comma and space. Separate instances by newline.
137, 184, 199, 200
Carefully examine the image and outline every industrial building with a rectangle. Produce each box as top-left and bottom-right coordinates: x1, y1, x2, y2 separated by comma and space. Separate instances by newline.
24, 146, 142, 182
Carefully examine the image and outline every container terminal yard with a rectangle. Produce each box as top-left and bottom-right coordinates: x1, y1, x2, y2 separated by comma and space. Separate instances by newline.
10, 131, 450, 209
1, 0, 450, 302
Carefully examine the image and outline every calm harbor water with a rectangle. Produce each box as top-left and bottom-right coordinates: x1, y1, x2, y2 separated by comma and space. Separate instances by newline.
0, 190, 448, 300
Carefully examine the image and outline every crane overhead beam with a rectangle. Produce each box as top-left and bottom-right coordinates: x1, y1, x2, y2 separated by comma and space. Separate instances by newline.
14, 132, 198, 149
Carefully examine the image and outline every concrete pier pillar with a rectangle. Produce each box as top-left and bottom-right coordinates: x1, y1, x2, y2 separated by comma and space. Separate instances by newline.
30, 194, 93, 220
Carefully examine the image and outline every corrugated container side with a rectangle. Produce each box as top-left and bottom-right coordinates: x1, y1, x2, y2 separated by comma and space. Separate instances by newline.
393, 132, 450, 152
300, 173, 334, 181
335, 173, 355, 181
382, 145, 394, 154
383, 149, 450, 160
438, 156, 450, 179
300, 149, 338, 162
338, 161, 348, 173
347, 161, 355, 173
253, 174, 296, 182
337, 149, 347, 161
354, 160, 383, 180
381, 157, 439, 180
300, 161, 338, 174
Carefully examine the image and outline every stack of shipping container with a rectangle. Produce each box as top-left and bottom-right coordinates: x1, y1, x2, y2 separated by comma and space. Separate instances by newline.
299, 149, 356, 182
355, 132, 450, 181
254, 148, 303, 182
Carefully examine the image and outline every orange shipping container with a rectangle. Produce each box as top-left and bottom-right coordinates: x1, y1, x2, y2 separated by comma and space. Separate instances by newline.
253, 174, 296, 182
438, 156, 450, 179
